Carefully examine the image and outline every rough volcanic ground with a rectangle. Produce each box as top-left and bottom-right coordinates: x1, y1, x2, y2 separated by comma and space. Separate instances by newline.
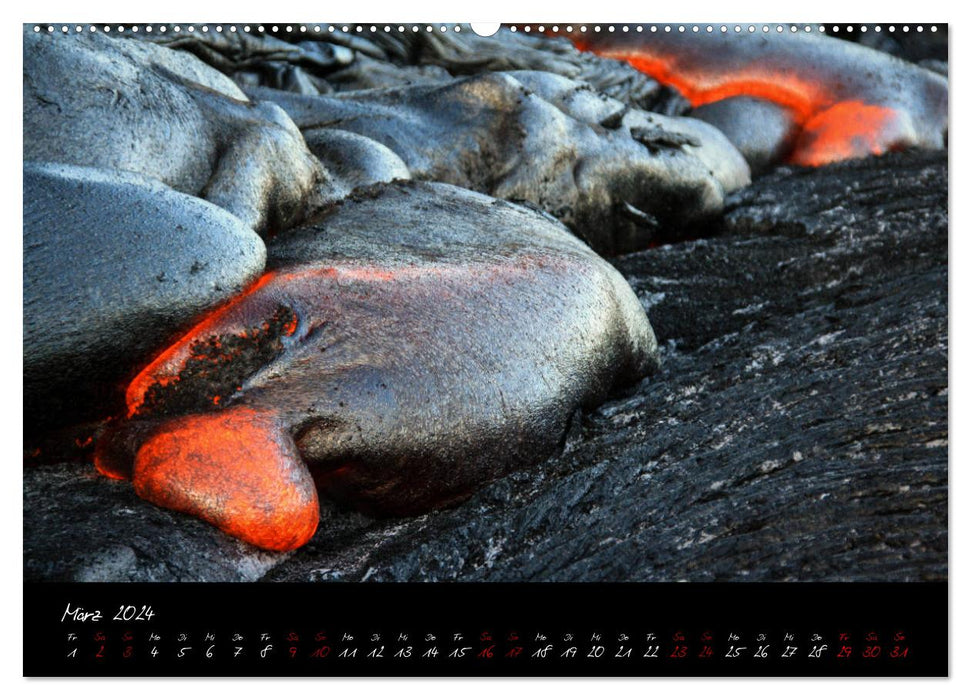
24, 150, 947, 583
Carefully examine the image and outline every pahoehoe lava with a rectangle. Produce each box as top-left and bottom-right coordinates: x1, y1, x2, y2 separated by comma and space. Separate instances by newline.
96, 182, 659, 550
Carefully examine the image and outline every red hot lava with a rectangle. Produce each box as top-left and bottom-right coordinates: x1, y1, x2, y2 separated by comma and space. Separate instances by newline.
570, 30, 947, 167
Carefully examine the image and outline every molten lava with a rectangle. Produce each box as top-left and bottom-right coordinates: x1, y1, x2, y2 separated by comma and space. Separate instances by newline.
133, 407, 319, 551
607, 51, 825, 124
793, 101, 907, 167
570, 31, 947, 167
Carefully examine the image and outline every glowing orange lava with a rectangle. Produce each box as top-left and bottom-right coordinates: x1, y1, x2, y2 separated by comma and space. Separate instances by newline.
611, 52, 825, 124
571, 38, 906, 166
132, 406, 319, 551
791, 101, 902, 167
125, 271, 281, 416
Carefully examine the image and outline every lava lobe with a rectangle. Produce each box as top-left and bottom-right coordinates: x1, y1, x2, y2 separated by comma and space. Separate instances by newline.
98, 182, 660, 551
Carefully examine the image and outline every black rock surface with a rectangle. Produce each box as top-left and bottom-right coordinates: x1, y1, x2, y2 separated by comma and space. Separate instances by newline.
23, 464, 287, 582
23, 151, 947, 583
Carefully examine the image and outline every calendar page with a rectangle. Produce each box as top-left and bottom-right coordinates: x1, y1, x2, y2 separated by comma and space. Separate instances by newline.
22, 18, 948, 677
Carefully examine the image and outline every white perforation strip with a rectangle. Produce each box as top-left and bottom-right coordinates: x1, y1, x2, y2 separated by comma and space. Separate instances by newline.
31, 24, 940, 35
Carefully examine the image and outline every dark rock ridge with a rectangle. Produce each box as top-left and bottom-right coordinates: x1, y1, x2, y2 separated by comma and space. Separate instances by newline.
248, 70, 749, 254
24, 151, 946, 582
23, 162, 266, 431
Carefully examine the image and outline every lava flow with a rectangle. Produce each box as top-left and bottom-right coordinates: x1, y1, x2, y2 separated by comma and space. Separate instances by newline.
570, 30, 947, 167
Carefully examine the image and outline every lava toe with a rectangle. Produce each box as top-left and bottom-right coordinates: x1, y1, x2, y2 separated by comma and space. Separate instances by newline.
132, 407, 319, 551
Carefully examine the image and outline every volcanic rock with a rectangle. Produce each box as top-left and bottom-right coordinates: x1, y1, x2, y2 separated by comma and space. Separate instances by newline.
98, 181, 659, 549
303, 128, 411, 195
140, 26, 679, 111
145, 28, 355, 90
23, 28, 325, 234
248, 71, 750, 254
323, 54, 453, 92
691, 96, 799, 175
359, 27, 685, 113
23, 162, 266, 430
23, 463, 288, 582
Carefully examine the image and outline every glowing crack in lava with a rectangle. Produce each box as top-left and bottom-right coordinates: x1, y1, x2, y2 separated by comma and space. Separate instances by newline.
95, 183, 659, 551
570, 31, 947, 167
